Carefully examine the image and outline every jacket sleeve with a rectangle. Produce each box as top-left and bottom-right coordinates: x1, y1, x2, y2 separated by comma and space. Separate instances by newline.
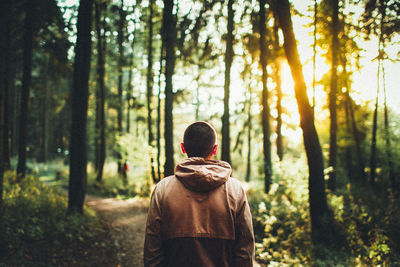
232, 187, 255, 267
144, 185, 164, 267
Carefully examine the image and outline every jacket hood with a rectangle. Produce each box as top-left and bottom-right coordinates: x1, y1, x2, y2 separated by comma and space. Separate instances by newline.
175, 157, 232, 192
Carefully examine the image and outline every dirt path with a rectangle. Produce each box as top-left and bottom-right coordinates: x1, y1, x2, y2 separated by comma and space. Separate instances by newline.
86, 195, 149, 267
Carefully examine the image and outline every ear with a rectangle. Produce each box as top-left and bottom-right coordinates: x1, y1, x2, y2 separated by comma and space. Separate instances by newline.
180, 143, 186, 154
212, 144, 218, 156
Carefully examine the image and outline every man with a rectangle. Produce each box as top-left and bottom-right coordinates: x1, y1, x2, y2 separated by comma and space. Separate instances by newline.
144, 121, 254, 267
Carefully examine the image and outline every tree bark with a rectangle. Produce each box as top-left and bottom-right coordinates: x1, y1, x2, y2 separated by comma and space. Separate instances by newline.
273, 0, 334, 244
273, 19, 283, 161
327, 0, 339, 191
117, 0, 127, 183
126, 28, 135, 133
342, 54, 366, 181
41, 56, 49, 163
17, 0, 35, 178
147, 0, 157, 183
221, 0, 234, 164
382, 63, 395, 190
68, 0, 93, 214
370, 40, 381, 185
259, 0, 272, 193
1, 0, 12, 172
156, 43, 164, 180
245, 84, 252, 182
163, 0, 176, 176
94, 0, 106, 183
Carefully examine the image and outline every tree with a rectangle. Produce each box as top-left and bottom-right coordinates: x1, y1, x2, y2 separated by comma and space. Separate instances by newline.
68, 0, 94, 214
273, 20, 284, 162
363, 0, 400, 187
259, 0, 272, 193
116, 0, 127, 182
273, 0, 335, 243
94, 0, 107, 183
327, 0, 339, 191
156, 43, 164, 180
162, 0, 177, 176
221, 0, 234, 164
146, 0, 157, 183
0, 0, 13, 203
17, 0, 35, 178
245, 76, 252, 182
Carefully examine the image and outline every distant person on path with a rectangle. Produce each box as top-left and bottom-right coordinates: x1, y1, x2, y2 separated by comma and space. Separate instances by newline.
144, 121, 255, 267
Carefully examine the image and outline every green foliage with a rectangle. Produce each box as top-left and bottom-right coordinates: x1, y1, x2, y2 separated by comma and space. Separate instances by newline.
248, 156, 312, 265
248, 155, 400, 266
0, 171, 116, 266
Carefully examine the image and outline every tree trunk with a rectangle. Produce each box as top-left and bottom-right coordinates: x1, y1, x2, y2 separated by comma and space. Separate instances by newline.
259, 0, 272, 193
382, 63, 396, 190
17, 0, 35, 178
147, 0, 157, 183
370, 42, 381, 185
94, 0, 106, 183
41, 57, 49, 163
0, 0, 12, 204
273, 0, 335, 244
221, 0, 234, 164
117, 0, 127, 183
156, 43, 164, 180
163, 0, 176, 176
68, 0, 93, 214
2, 0, 12, 171
344, 87, 353, 180
342, 55, 365, 181
245, 84, 252, 182
273, 19, 283, 161
327, 0, 339, 191
126, 29, 135, 133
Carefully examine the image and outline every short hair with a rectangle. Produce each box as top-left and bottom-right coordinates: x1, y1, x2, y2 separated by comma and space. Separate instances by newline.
183, 121, 217, 158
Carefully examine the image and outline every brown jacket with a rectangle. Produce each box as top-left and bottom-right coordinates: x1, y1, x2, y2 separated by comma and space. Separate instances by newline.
144, 157, 255, 267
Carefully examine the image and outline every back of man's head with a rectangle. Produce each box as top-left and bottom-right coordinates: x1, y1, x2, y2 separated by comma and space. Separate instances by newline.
183, 121, 216, 158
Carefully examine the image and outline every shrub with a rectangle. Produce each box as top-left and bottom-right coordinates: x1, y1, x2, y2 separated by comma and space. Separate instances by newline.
0, 171, 117, 266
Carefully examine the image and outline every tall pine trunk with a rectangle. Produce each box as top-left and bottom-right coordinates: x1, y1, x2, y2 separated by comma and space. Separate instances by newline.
221, 0, 234, 164
382, 63, 395, 190
245, 84, 252, 182
68, 0, 93, 214
273, 20, 283, 161
41, 56, 49, 163
259, 0, 272, 193
342, 54, 365, 181
147, 0, 157, 183
156, 43, 164, 180
370, 40, 381, 185
327, 0, 339, 191
94, 0, 106, 183
163, 0, 176, 176
117, 0, 127, 183
126, 28, 135, 133
17, 0, 35, 178
273, 0, 335, 244
1, 0, 12, 171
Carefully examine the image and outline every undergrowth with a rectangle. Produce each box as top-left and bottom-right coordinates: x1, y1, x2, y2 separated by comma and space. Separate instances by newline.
247, 155, 400, 266
0, 171, 117, 266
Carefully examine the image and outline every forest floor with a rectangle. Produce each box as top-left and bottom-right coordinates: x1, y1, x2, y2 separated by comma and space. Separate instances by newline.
85, 194, 149, 267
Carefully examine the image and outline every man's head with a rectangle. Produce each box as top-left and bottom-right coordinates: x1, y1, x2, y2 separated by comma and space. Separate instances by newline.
181, 121, 218, 159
